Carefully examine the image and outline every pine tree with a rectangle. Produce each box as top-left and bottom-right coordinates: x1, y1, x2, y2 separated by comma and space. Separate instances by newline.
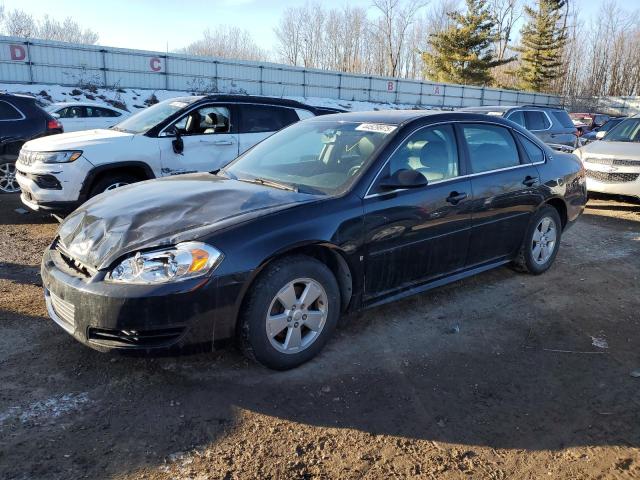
515, 0, 567, 92
422, 0, 513, 86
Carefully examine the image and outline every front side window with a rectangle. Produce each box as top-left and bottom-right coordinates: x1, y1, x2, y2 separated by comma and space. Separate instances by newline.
462, 124, 520, 173
173, 106, 231, 135
224, 120, 394, 195
239, 105, 299, 133
386, 124, 459, 183
0, 100, 22, 120
525, 111, 551, 130
58, 106, 85, 118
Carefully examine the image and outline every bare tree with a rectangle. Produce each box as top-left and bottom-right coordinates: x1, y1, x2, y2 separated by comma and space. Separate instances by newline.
2, 9, 35, 38
0, 8, 98, 44
488, 0, 520, 61
182, 26, 269, 62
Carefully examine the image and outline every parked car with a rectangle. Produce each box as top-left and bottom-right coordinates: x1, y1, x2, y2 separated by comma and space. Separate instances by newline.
46, 102, 129, 132
580, 117, 626, 143
573, 115, 640, 200
16, 95, 344, 214
0, 93, 63, 193
41, 110, 587, 369
459, 105, 578, 151
570, 112, 612, 134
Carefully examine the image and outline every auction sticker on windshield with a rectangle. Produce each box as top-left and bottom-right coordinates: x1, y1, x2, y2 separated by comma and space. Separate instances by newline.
355, 123, 397, 134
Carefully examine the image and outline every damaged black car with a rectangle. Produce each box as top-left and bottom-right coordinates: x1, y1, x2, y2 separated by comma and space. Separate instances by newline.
41, 111, 587, 369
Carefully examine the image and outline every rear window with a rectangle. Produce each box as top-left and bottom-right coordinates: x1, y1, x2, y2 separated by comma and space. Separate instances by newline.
461, 124, 520, 173
0, 100, 23, 120
549, 110, 575, 129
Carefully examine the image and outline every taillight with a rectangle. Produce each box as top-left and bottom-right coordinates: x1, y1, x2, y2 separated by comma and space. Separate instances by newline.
47, 118, 63, 131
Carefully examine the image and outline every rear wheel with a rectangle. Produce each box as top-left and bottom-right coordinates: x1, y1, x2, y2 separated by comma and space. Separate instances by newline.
89, 173, 138, 198
0, 162, 20, 193
513, 206, 562, 274
239, 255, 340, 370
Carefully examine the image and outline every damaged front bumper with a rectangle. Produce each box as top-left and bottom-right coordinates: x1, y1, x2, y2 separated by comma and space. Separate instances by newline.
41, 243, 246, 352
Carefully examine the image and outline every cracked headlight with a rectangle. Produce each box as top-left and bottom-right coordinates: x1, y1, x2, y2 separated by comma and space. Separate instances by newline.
35, 150, 83, 164
108, 242, 223, 284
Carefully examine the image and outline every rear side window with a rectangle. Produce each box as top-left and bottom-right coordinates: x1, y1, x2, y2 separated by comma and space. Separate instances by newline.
518, 134, 545, 163
549, 110, 575, 129
524, 111, 551, 130
506, 110, 525, 127
239, 105, 299, 134
87, 106, 120, 118
461, 124, 520, 173
0, 100, 23, 120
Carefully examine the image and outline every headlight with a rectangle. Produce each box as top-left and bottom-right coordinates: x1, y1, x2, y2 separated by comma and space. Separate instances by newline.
35, 151, 83, 164
108, 242, 223, 284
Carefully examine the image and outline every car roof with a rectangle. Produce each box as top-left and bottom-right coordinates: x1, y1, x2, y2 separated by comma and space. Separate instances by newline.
198, 94, 339, 112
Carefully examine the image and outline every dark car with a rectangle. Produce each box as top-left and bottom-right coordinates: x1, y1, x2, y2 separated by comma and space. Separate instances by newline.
0, 93, 63, 193
459, 105, 578, 151
41, 111, 587, 369
581, 117, 626, 143
570, 112, 612, 134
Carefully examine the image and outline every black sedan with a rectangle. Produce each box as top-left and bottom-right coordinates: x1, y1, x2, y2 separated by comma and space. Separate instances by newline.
41, 111, 587, 369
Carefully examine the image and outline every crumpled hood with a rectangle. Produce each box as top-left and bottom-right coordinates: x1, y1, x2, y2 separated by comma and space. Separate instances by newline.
57, 174, 317, 270
578, 141, 640, 159
24, 128, 133, 151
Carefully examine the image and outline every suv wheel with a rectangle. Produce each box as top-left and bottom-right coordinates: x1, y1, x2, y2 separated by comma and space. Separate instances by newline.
89, 173, 138, 198
239, 255, 340, 370
0, 162, 20, 193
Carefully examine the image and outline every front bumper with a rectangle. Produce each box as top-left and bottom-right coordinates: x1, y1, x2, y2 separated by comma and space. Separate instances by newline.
583, 162, 640, 198
41, 244, 246, 352
15, 156, 93, 213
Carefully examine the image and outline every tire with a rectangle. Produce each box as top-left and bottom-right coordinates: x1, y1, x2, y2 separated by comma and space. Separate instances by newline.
0, 161, 20, 193
239, 255, 340, 370
89, 173, 139, 198
512, 205, 562, 275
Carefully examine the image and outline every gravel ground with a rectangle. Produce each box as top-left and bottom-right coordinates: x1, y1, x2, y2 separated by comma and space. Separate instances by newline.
1, 192, 639, 480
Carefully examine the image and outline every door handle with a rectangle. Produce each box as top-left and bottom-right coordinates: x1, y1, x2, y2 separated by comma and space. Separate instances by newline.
446, 191, 467, 205
522, 175, 538, 187
204, 139, 234, 145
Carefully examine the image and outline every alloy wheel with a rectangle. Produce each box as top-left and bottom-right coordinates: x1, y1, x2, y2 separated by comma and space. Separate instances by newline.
0, 162, 20, 193
266, 278, 328, 354
531, 216, 557, 265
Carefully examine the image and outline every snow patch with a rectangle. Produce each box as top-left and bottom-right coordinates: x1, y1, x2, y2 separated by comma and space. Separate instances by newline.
0, 392, 90, 428
591, 336, 609, 349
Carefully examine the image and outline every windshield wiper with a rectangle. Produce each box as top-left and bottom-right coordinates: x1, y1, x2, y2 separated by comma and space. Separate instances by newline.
240, 177, 298, 192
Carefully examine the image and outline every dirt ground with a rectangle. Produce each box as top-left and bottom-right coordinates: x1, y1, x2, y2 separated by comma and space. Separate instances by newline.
1, 192, 639, 480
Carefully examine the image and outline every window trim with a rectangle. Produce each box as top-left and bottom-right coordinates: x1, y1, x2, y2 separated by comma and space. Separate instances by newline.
507, 109, 553, 132
363, 120, 547, 200
0, 100, 26, 122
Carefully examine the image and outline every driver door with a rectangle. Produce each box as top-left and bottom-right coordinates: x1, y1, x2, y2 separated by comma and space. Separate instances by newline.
159, 104, 239, 176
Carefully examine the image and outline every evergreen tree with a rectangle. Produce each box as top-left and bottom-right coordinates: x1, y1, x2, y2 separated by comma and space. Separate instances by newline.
515, 0, 567, 92
422, 0, 513, 86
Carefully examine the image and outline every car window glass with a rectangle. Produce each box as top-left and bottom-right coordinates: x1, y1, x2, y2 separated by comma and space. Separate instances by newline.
518, 134, 545, 163
86, 107, 118, 118
462, 124, 520, 173
386, 124, 459, 183
174, 106, 231, 135
506, 110, 525, 127
524, 111, 550, 130
0, 100, 22, 120
550, 110, 575, 129
58, 106, 85, 118
239, 105, 299, 133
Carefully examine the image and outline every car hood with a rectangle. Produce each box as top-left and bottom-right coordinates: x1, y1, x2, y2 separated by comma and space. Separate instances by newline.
578, 140, 640, 159
24, 128, 133, 151
56, 174, 318, 270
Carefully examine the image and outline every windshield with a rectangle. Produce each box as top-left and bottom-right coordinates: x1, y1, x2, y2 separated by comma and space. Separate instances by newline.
600, 118, 623, 132
112, 98, 193, 134
603, 118, 640, 142
223, 120, 396, 195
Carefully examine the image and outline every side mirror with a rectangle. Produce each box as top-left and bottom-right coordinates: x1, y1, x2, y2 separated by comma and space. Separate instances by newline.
172, 126, 184, 154
379, 168, 428, 190
595, 130, 607, 140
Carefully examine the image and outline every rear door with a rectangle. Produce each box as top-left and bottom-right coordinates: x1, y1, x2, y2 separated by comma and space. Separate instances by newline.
159, 103, 239, 176
363, 123, 472, 298
459, 123, 543, 266
237, 104, 300, 155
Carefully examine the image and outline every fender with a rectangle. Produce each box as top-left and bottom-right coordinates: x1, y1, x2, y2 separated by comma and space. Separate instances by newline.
79, 161, 156, 201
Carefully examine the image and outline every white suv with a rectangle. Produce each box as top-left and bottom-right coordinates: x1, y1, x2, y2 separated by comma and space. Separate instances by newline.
16, 95, 340, 214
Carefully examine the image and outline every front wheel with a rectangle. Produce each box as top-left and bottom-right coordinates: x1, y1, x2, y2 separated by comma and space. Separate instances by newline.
89, 173, 138, 198
239, 255, 340, 370
0, 162, 20, 193
512, 206, 562, 274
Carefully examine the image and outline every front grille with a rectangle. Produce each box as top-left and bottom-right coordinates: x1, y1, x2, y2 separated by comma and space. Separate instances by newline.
17, 150, 37, 166
87, 327, 185, 348
585, 170, 640, 183
52, 239, 94, 278
585, 157, 640, 167
50, 291, 75, 330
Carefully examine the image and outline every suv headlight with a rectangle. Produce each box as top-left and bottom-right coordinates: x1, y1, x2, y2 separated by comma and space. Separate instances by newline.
107, 242, 223, 284
34, 150, 83, 164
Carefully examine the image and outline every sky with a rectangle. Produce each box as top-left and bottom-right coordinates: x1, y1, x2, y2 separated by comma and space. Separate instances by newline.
1, 0, 608, 54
